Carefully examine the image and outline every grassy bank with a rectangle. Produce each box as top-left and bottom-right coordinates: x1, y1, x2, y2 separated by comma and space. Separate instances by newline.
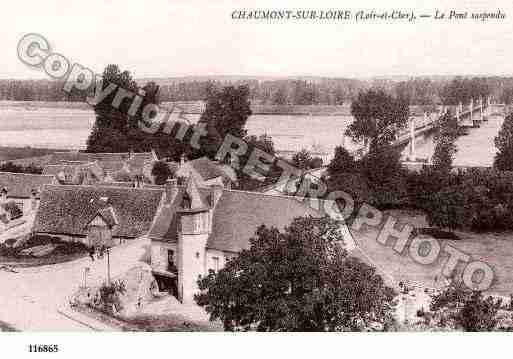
0, 146, 61, 163
0, 234, 88, 268
0, 100, 90, 110
0, 320, 18, 332
1, 100, 352, 116
352, 209, 513, 297
73, 303, 221, 332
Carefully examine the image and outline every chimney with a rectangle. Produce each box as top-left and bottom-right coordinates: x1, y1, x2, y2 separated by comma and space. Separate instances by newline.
30, 189, 38, 212
165, 178, 179, 204
211, 184, 223, 208
1, 188, 7, 204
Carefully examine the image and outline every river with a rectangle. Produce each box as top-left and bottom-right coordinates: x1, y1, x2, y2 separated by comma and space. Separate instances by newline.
0, 105, 503, 167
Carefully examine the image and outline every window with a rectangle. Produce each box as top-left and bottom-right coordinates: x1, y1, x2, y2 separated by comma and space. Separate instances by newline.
212, 257, 220, 272
168, 250, 177, 273
15, 202, 23, 214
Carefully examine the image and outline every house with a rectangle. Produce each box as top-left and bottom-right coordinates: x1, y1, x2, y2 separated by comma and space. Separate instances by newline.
33, 184, 164, 246
30, 171, 352, 304
170, 156, 238, 188
0, 201, 23, 222
42, 161, 104, 185
148, 176, 353, 304
48, 150, 158, 183
49, 151, 129, 163
259, 166, 327, 196
0, 172, 57, 216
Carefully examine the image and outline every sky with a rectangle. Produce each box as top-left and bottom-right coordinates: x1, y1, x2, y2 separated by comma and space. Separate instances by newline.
1, 0, 512, 79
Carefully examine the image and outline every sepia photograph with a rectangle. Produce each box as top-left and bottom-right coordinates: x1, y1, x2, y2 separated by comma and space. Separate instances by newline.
1, 0, 513, 357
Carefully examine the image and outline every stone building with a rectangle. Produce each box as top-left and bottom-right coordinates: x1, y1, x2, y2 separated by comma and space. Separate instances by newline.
148, 177, 352, 304
0, 172, 57, 216
33, 184, 163, 246
169, 156, 237, 189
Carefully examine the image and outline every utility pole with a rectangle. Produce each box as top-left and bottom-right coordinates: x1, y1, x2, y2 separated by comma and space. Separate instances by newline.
480, 97, 483, 121
83, 267, 90, 288
409, 116, 415, 159
106, 248, 111, 285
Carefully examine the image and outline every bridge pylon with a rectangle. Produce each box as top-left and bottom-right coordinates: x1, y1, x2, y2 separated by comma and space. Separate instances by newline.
409, 116, 416, 160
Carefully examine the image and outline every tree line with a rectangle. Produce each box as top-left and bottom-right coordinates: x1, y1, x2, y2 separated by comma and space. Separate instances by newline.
4, 76, 513, 106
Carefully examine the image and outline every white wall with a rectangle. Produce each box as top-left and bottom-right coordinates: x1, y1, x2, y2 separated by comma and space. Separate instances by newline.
151, 241, 177, 272
178, 232, 208, 304
206, 249, 225, 272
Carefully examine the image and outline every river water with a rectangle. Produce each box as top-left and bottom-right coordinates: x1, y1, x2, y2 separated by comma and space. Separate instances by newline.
409, 114, 504, 167
0, 106, 503, 167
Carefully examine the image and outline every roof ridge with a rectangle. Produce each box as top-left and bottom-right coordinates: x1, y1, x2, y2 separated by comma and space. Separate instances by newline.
54, 151, 129, 155
0, 172, 55, 178
224, 187, 332, 203
43, 184, 164, 192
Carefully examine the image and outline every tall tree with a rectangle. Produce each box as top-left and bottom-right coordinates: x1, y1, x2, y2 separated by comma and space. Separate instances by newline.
432, 111, 458, 174
327, 146, 357, 176
151, 161, 174, 185
494, 113, 513, 171
236, 134, 280, 191
272, 86, 288, 105
346, 89, 409, 150
87, 64, 138, 152
93, 64, 137, 132
291, 149, 314, 170
195, 216, 396, 331
197, 85, 252, 158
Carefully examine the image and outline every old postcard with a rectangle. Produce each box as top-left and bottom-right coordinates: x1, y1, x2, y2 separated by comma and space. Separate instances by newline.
1, 0, 512, 357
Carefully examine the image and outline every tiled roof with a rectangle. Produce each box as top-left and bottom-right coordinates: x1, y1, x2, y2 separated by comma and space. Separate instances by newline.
95, 181, 135, 188
96, 206, 119, 228
207, 190, 335, 252
4, 154, 55, 167
257, 166, 327, 193
34, 185, 164, 238
49, 151, 155, 175
50, 151, 129, 163
177, 157, 236, 183
96, 160, 126, 174
148, 181, 211, 241
0, 172, 56, 198
42, 161, 104, 184
142, 183, 165, 190
149, 183, 339, 253
148, 192, 183, 242
43, 164, 77, 177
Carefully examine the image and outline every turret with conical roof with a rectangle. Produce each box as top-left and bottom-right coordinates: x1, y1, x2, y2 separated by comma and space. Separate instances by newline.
177, 175, 213, 303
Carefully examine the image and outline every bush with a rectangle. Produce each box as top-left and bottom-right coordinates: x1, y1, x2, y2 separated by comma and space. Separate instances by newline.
96, 280, 127, 314
3, 201, 22, 219
327, 146, 357, 176
151, 161, 173, 185
406, 168, 513, 232
0, 161, 43, 174
430, 282, 501, 331
0, 234, 88, 259
423, 186, 468, 230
